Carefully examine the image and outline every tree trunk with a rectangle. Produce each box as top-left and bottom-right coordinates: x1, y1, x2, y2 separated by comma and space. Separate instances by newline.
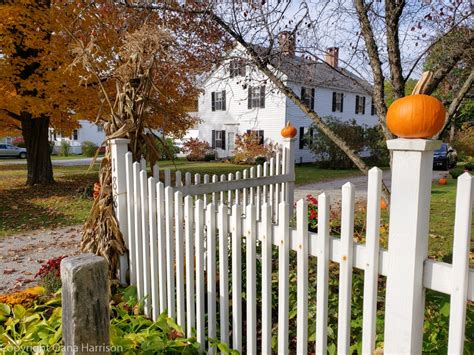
21, 114, 55, 186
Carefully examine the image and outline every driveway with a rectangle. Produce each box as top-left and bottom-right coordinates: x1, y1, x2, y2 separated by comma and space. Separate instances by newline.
0, 157, 102, 166
294, 170, 447, 205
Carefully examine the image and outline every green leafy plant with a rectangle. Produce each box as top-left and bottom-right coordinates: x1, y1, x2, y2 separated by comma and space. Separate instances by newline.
60, 141, 70, 157
81, 141, 98, 157
449, 167, 465, 179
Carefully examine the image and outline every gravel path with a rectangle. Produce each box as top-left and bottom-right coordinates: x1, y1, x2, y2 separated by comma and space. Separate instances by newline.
294, 170, 447, 205
0, 226, 82, 293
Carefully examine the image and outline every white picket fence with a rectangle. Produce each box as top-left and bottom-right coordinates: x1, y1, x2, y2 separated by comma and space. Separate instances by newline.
110, 138, 473, 354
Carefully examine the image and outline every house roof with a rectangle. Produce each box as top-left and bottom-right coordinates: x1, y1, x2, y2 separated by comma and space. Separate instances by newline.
259, 47, 373, 95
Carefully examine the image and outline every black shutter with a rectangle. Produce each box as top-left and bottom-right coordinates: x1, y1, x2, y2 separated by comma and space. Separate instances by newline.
260, 86, 265, 108
362, 96, 366, 114
371, 99, 376, 115
310, 88, 315, 110
221, 130, 226, 149
222, 90, 226, 111
355, 95, 359, 114
211, 92, 216, 111
248, 87, 252, 109
332, 92, 336, 112
340, 93, 344, 112
211, 130, 216, 148
309, 127, 314, 146
301, 87, 306, 100
258, 130, 264, 145
299, 127, 305, 149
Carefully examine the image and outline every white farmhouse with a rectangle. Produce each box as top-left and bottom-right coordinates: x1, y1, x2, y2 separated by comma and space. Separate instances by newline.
50, 120, 106, 154
197, 34, 379, 162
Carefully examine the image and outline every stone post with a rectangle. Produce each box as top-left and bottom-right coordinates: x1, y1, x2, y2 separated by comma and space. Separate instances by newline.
61, 254, 110, 355
383, 138, 441, 353
110, 138, 130, 285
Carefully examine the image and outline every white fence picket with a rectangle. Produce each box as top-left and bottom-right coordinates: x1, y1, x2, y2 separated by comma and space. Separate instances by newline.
227, 173, 233, 206
156, 182, 167, 313
212, 175, 218, 205
231, 205, 243, 352
140, 170, 151, 316
263, 161, 268, 205
275, 152, 281, 222
316, 193, 330, 354
337, 182, 355, 353
133, 162, 144, 301
362, 168, 382, 353
235, 171, 241, 205
184, 195, 195, 337
125, 153, 136, 285
220, 174, 226, 204
296, 199, 309, 354
218, 204, 229, 345
277, 201, 290, 353
176, 171, 182, 188
242, 170, 248, 207
164, 168, 171, 187
185, 172, 191, 187
261, 203, 272, 354
269, 157, 275, 219
165, 186, 175, 318
447, 173, 473, 353
148, 177, 159, 320
175, 191, 185, 329
246, 203, 257, 354
153, 163, 159, 180
250, 167, 255, 207
203, 174, 209, 205
206, 203, 217, 353
256, 165, 262, 220
195, 199, 205, 352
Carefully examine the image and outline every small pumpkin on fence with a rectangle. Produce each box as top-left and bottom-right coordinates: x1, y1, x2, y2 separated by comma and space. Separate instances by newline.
387, 71, 446, 138
438, 177, 448, 185
93, 182, 101, 199
281, 121, 297, 138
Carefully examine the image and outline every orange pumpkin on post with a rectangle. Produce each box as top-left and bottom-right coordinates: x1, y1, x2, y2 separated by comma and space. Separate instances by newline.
387, 72, 446, 139
281, 121, 297, 138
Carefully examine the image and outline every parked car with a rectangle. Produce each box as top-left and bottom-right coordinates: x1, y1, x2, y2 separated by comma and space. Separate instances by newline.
433, 143, 457, 170
0, 144, 27, 158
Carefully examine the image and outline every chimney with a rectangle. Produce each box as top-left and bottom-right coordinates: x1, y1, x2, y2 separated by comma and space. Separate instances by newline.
325, 47, 339, 68
278, 31, 296, 56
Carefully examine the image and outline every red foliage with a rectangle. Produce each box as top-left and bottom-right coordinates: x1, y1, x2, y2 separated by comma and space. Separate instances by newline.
182, 138, 212, 161
35, 256, 67, 279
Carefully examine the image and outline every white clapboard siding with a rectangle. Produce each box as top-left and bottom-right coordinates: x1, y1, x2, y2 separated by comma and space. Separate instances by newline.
261, 203, 272, 355
231, 204, 243, 352
362, 168, 382, 353
337, 182, 355, 353
156, 182, 167, 314
447, 173, 473, 353
296, 199, 309, 354
218, 204, 230, 345
140, 170, 151, 317
125, 153, 136, 285
148, 177, 159, 321
316, 193, 330, 353
206, 203, 217, 353
175, 191, 185, 329
246, 204, 257, 354
195, 199, 206, 352
184, 196, 195, 337
165, 186, 175, 318
133, 162, 144, 301
277, 201, 290, 353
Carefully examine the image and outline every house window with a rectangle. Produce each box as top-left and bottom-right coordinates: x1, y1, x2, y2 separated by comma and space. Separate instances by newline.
248, 86, 265, 109
246, 130, 264, 145
332, 92, 344, 112
97, 125, 103, 132
229, 59, 246, 78
371, 99, 376, 115
211, 90, 226, 111
212, 130, 226, 149
301, 87, 315, 110
72, 129, 78, 141
299, 127, 314, 149
355, 95, 366, 114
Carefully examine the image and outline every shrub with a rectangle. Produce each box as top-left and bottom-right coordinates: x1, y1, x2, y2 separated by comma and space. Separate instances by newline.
449, 167, 464, 179
35, 256, 66, 294
452, 124, 474, 158
182, 138, 213, 161
11, 137, 25, 148
60, 141, 70, 156
233, 132, 276, 164
309, 117, 366, 169
156, 137, 180, 160
464, 161, 474, 171
364, 125, 390, 166
204, 152, 216, 161
255, 156, 266, 165
81, 141, 98, 157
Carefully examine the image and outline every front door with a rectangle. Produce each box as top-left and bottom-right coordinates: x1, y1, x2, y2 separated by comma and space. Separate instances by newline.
227, 132, 235, 152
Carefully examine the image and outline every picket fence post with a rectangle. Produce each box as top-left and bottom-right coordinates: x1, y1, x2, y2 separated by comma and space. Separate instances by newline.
384, 138, 441, 353
110, 138, 130, 285
282, 137, 295, 217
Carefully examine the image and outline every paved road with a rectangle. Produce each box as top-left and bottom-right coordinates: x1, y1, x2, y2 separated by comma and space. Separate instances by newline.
0, 157, 102, 166
294, 170, 447, 205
